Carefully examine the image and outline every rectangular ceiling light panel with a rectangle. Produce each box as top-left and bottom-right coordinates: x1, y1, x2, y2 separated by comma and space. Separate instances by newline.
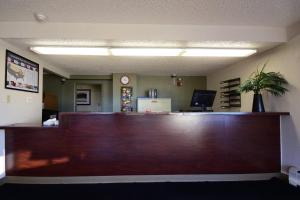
30, 46, 257, 57
110, 48, 183, 56
182, 48, 257, 57
30, 47, 109, 56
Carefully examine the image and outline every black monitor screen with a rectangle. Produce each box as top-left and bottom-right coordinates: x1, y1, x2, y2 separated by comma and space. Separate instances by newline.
190, 90, 216, 108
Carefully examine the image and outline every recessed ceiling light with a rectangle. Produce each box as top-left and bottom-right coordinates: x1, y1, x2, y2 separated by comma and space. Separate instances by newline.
30, 46, 109, 55
182, 48, 257, 57
110, 48, 183, 56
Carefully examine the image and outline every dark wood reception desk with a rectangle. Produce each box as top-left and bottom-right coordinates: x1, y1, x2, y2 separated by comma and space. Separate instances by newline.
1, 112, 289, 179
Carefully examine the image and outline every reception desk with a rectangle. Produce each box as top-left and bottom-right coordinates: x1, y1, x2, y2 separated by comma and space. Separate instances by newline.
1, 112, 289, 182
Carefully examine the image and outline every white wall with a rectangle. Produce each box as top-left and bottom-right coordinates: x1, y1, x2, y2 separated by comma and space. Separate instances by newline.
0, 39, 69, 179
0, 39, 69, 125
207, 34, 300, 173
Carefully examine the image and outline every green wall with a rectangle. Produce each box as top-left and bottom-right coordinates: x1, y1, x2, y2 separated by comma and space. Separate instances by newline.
61, 78, 113, 112
59, 74, 206, 112
61, 79, 76, 112
137, 76, 207, 111
113, 73, 137, 112
76, 84, 102, 112
112, 74, 206, 112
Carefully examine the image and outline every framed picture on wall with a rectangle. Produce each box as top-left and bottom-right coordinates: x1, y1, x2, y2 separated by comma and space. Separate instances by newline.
5, 50, 39, 93
76, 89, 91, 105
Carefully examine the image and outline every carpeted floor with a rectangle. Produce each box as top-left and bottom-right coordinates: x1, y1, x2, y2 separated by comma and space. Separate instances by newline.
0, 178, 299, 200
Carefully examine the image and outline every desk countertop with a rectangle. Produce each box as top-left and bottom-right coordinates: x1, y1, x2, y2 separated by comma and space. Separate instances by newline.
0, 112, 289, 129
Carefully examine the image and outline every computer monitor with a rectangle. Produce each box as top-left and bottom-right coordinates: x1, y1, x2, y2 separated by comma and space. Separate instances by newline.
190, 90, 216, 111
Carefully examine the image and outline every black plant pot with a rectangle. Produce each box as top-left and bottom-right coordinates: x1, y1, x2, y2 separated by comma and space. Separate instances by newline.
252, 94, 265, 112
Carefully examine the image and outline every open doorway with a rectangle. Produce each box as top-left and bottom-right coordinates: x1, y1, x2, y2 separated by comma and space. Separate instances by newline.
42, 68, 65, 121
75, 83, 102, 112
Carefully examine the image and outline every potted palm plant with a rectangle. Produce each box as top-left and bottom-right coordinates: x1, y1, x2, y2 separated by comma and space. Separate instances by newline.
239, 63, 288, 112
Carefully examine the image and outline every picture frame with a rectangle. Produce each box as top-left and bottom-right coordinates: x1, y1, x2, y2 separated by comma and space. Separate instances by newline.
76, 89, 91, 105
5, 50, 39, 93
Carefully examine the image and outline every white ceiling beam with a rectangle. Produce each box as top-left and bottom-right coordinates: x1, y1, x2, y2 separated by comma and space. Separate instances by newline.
0, 22, 287, 43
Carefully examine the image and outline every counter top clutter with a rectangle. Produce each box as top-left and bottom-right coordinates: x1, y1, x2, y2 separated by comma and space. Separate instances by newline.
0, 112, 288, 179
43, 118, 59, 126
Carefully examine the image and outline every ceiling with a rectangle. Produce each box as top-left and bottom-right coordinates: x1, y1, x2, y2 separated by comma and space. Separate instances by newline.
0, 0, 300, 26
1, 0, 300, 76
3, 39, 279, 75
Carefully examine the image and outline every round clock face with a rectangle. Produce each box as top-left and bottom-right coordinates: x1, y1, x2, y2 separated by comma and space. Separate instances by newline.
120, 75, 130, 85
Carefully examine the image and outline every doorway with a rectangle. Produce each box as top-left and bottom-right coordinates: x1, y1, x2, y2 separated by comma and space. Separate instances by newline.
42, 68, 64, 121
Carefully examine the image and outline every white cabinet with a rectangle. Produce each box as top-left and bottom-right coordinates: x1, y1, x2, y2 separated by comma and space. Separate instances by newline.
137, 98, 171, 112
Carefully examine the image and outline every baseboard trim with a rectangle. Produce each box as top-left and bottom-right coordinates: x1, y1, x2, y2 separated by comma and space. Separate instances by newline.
5, 173, 281, 184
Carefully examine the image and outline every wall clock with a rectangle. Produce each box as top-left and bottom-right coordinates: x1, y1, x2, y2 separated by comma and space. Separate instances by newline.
120, 75, 130, 85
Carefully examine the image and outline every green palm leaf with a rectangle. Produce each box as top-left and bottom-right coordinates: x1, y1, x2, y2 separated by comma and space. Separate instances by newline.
239, 63, 288, 96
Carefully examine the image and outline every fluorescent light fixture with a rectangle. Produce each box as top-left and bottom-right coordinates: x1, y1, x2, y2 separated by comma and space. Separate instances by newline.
110, 48, 182, 56
30, 46, 257, 57
30, 46, 109, 55
182, 48, 257, 57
